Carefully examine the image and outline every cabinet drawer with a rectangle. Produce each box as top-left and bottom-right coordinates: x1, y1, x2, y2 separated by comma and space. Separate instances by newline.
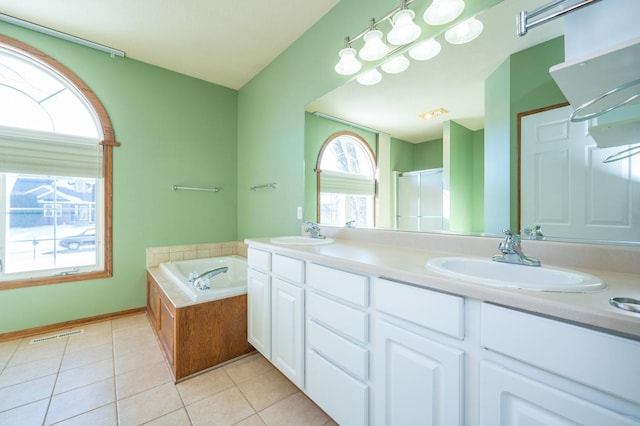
481, 303, 640, 404
306, 349, 368, 426
375, 278, 464, 339
272, 254, 304, 283
308, 320, 368, 381
307, 263, 368, 307
308, 291, 368, 344
248, 248, 270, 272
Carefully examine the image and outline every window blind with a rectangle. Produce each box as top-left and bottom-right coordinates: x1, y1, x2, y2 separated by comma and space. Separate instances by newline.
0, 126, 102, 178
320, 170, 376, 196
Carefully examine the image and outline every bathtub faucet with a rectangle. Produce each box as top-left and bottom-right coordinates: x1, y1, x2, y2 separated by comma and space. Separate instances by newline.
190, 266, 229, 290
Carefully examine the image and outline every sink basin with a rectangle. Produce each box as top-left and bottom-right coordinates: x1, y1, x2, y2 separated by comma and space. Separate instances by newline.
270, 236, 335, 246
426, 257, 605, 292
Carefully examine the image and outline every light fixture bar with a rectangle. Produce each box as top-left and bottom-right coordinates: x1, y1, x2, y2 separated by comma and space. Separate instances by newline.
346, 0, 418, 46
517, 0, 602, 36
0, 13, 125, 58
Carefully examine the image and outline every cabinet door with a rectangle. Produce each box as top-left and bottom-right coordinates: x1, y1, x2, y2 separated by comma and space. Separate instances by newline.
147, 275, 160, 327
480, 362, 640, 426
375, 319, 464, 426
158, 297, 175, 367
271, 278, 304, 388
307, 348, 369, 426
247, 268, 271, 358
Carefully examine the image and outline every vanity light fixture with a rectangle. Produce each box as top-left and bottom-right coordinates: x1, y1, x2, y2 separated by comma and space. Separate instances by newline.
357, 68, 383, 85
423, 0, 465, 25
337, 0, 482, 85
359, 20, 390, 61
334, 38, 362, 75
419, 107, 448, 119
381, 54, 410, 74
387, 0, 422, 46
444, 17, 483, 44
409, 38, 442, 60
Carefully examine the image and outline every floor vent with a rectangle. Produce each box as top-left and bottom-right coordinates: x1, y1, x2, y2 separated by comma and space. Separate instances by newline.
30, 329, 83, 344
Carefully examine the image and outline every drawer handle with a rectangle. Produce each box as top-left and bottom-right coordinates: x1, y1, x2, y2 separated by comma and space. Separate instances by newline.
609, 297, 640, 313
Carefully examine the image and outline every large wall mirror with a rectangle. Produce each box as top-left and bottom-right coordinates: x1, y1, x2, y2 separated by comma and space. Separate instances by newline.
305, 0, 640, 245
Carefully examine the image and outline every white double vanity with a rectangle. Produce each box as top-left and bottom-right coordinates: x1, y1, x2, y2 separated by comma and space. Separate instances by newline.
245, 229, 640, 425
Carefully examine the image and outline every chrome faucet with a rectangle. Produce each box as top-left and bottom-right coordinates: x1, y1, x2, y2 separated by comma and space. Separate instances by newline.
303, 221, 325, 239
523, 224, 545, 240
189, 266, 228, 290
492, 229, 541, 267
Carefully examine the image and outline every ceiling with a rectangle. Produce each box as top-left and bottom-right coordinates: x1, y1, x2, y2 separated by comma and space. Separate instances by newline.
0, 0, 565, 140
0, 0, 339, 90
306, 0, 565, 143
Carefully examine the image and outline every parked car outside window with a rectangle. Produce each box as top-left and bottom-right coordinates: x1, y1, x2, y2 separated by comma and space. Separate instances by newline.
58, 228, 96, 250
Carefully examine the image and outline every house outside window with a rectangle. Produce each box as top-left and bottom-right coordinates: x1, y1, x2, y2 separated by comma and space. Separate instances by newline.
316, 132, 376, 227
0, 35, 118, 288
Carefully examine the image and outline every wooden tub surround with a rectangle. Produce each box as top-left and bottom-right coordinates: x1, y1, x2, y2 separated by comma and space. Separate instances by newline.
146, 271, 254, 382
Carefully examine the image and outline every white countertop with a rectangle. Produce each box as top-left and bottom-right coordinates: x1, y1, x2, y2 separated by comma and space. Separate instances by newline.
246, 235, 640, 340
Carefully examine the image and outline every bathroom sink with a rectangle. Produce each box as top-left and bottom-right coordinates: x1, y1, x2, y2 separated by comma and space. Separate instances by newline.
270, 236, 335, 245
426, 257, 605, 292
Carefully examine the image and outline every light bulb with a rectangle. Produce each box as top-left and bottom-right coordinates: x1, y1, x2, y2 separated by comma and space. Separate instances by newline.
358, 30, 389, 61
409, 38, 441, 60
334, 47, 362, 75
445, 17, 483, 45
387, 9, 422, 46
381, 55, 410, 74
357, 68, 382, 85
423, 0, 465, 25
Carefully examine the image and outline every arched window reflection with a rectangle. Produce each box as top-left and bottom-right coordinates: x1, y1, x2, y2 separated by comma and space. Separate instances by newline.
316, 132, 376, 227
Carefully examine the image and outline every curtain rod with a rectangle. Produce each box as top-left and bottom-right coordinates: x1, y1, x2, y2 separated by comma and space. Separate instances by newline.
0, 13, 125, 58
312, 112, 383, 135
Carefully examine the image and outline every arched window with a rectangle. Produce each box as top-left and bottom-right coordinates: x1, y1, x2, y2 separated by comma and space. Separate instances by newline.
0, 35, 118, 289
316, 132, 376, 227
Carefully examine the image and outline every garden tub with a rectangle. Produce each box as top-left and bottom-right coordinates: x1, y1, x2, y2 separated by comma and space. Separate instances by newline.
159, 255, 247, 302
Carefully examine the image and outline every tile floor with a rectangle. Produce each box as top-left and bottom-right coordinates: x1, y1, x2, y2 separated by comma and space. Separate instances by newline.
0, 313, 336, 425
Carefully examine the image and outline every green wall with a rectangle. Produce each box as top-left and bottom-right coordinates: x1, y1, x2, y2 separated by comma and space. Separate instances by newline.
484, 58, 511, 235
472, 130, 485, 232
413, 139, 444, 171
390, 137, 414, 173
0, 23, 238, 334
444, 121, 474, 232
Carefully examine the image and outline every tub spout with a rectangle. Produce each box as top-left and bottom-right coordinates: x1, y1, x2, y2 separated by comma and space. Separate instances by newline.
190, 266, 228, 290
